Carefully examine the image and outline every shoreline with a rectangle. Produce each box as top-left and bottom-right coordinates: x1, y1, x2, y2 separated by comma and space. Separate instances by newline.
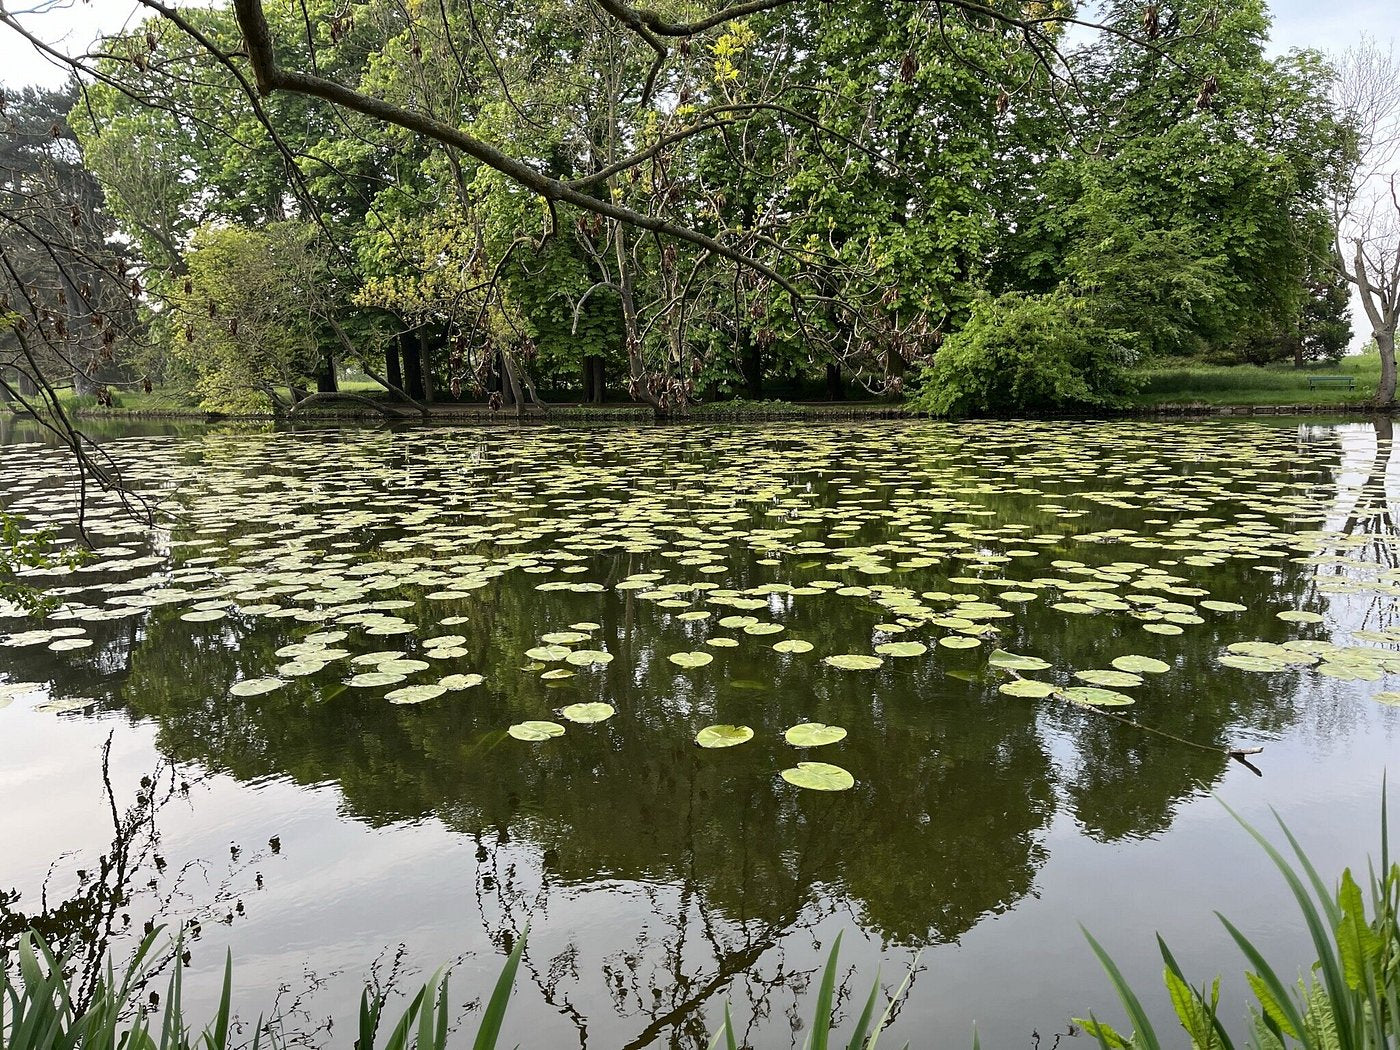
2, 399, 1392, 424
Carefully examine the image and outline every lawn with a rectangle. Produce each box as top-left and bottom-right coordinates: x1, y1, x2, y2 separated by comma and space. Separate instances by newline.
1129, 353, 1380, 406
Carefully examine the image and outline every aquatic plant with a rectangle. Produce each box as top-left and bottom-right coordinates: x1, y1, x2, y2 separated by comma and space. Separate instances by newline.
1079, 794, 1399, 1049
0, 925, 526, 1050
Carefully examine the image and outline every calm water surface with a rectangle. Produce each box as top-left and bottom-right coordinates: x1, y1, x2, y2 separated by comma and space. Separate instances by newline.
1, 416, 1398, 1048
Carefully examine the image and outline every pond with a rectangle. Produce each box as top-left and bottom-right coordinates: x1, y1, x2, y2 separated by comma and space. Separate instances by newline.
1, 416, 1398, 1048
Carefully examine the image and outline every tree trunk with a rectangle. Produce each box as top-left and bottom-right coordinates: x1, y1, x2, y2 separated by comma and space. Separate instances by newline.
583, 355, 605, 403
385, 338, 403, 394
17, 370, 39, 397
738, 328, 761, 399
1378, 329, 1397, 406
825, 363, 844, 401
417, 329, 435, 403
73, 363, 97, 397
401, 331, 425, 401
316, 350, 338, 393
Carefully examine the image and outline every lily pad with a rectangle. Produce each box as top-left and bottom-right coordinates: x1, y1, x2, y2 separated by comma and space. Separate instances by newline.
988, 649, 1051, 672
780, 762, 855, 791
1059, 686, 1135, 707
773, 639, 814, 654
999, 679, 1056, 699
696, 724, 753, 748
387, 684, 447, 705
1111, 655, 1171, 675
669, 651, 714, 668
229, 677, 285, 697
823, 654, 883, 671
560, 702, 615, 723
439, 673, 485, 690
1074, 669, 1143, 688
508, 720, 565, 741
784, 722, 848, 747
348, 671, 406, 688
564, 649, 614, 667
938, 636, 981, 649
874, 641, 928, 658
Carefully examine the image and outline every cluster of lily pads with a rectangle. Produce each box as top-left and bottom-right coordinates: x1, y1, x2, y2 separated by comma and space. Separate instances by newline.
4, 420, 1400, 781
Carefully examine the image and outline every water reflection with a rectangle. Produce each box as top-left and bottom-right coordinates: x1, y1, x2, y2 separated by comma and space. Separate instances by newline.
2, 418, 1399, 1046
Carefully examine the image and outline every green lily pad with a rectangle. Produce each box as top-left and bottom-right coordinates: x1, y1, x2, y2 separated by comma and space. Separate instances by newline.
696, 724, 753, 748
387, 684, 446, 705
1111, 655, 1171, 674
48, 638, 93, 652
823, 654, 884, 671
1277, 610, 1324, 624
525, 645, 570, 662
565, 649, 614, 667
508, 720, 565, 741
773, 639, 814, 654
780, 762, 855, 791
1059, 686, 1135, 706
348, 671, 406, 688
999, 679, 1055, 699
1218, 654, 1288, 672
744, 622, 785, 635
669, 651, 714, 668
874, 641, 928, 657
229, 677, 285, 697
938, 636, 981, 649
988, 649, 1051, 672
439, 673, 485, 690
1074, 669, 1143, 687
560, 702, 615, 723
784, 722, 847, 747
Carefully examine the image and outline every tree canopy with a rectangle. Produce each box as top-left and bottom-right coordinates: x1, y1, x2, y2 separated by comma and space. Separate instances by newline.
0, 0, 1357, 418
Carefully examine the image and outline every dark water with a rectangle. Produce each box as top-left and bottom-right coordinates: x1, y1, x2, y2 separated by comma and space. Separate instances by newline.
1, 416, 1397, 1048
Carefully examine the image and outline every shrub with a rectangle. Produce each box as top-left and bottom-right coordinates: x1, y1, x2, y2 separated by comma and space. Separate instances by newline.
909, 290, 1138, 418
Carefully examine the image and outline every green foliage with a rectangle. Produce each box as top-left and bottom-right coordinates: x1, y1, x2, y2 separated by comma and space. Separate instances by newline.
1078, 792, 1400, 1049
2, 925, 527, 1050
55, 0, 1353, 412
0, 513, 82, 618
2, 922, 913, 1050
909, 291, 1137, 418
166, 223, 330, 412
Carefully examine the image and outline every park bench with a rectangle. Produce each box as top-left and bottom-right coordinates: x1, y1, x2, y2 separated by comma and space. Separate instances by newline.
1307, 375, 1356, 391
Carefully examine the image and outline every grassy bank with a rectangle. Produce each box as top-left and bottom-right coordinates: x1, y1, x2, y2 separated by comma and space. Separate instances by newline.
1129, 353, 1380, 407
4, 356, 1393, 422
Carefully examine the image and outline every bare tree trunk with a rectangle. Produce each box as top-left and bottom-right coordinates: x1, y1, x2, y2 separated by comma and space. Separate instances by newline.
416, 329, 435, 403
1378, 329, 1397, 406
